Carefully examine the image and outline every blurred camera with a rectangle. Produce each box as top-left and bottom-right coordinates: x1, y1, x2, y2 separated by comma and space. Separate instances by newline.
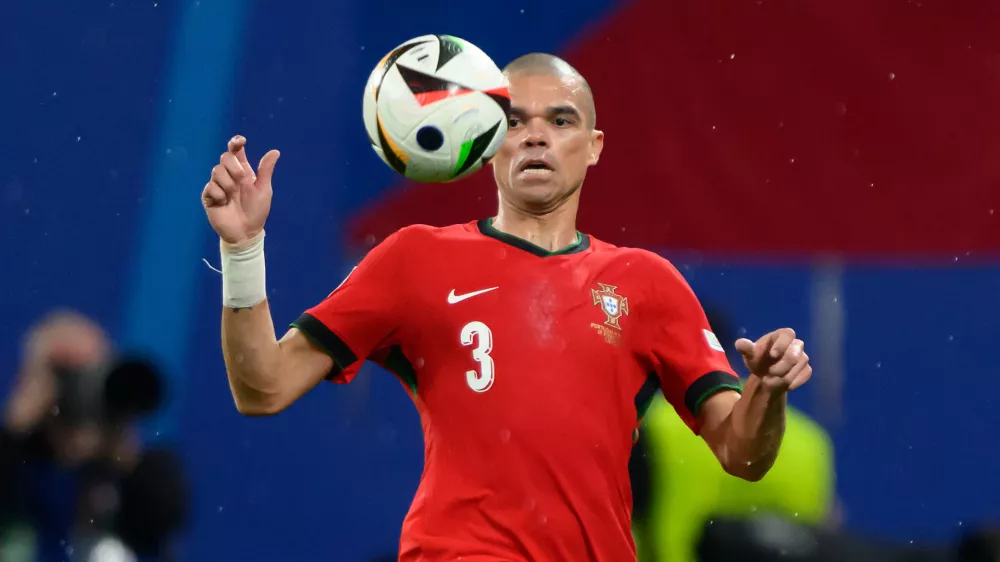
53, 356, 164, 426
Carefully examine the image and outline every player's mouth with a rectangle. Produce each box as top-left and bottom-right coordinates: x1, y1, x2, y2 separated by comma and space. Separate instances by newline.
517, 158, 555, 177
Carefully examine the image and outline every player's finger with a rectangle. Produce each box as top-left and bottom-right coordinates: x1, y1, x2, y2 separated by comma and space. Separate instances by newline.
220, 152, 247, 183
787, 363, 813, 391
238, 147, 255, 178
211, 164, 237, 194
754, 333, 778, 364
228, 135, 255, 177
774, 339, 804, 371
734, 338, 755, 358
769, 328, 797, 359
256, 149, 280, 187
736, 338, 770, 372
202, 181, 227, 206
781, 351, 809, 382
227, 135, 246, 158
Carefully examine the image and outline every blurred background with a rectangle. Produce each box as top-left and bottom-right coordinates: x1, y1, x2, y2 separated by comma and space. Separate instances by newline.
2, 0, 999, 560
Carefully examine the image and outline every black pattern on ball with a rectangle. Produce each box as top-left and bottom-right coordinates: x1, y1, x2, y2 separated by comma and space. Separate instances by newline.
416, 126, 445, 151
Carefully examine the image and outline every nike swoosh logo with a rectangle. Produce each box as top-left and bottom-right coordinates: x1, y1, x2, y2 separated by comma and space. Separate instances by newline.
447, 287, 499, 304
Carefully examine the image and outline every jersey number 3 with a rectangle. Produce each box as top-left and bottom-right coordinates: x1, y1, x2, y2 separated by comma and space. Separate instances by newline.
460, 321, 494, 393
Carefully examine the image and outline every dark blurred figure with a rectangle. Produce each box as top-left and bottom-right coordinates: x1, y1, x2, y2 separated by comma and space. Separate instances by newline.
956, 525, 1000, 562
696, 515, 953, 562
0, 310, 188, 562
697, 518, 1000, 562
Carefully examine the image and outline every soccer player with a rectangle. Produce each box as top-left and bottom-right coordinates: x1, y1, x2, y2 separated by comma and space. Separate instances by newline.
201, 53, 814, 562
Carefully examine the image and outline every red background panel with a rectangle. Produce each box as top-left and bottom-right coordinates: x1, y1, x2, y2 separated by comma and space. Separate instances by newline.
350, 0, 1000, 257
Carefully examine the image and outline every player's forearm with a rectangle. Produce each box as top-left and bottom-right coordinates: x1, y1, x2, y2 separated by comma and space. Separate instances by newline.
216, 231, 287, 414
221, 301, 287, 414
718, 375, 787, 481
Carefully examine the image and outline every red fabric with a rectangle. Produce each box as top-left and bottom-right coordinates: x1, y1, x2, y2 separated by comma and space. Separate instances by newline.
349, 0, 1000, 257
642, 257, 740, 432
303, 221, 737, 561
302, 229, 408, 383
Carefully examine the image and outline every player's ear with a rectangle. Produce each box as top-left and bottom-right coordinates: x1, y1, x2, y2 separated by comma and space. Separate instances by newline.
588, 129, 605, 166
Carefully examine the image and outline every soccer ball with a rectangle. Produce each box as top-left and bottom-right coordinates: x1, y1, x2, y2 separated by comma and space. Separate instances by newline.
362, 35, 511, 183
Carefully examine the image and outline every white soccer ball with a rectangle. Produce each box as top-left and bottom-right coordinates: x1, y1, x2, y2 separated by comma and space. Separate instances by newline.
362, 35, 510, 183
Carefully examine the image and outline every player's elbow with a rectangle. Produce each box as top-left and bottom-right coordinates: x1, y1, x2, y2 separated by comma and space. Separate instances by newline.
233, 396, 286, 417
722, 456, 774, 482
732, 466, 768, 482
708, 434, 777, 482
229, 377, 291, 417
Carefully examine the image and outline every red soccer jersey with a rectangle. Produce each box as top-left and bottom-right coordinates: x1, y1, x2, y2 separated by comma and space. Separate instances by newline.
293, 219, 741, 562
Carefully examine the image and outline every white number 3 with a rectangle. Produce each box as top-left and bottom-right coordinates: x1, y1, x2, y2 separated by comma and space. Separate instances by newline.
460, 321, 495, 392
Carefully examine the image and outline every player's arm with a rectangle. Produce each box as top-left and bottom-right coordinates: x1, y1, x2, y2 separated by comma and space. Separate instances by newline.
218, 228, 407, 415
643, 254, 808, 481
201, 135, 337, 415
220, 301, 333, 416
217, 226, 408, 416
204, 137, 410, 415
698, 329, 811, 481
697, 376, 785, 481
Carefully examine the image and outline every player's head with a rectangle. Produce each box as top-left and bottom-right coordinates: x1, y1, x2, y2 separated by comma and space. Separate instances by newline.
491, 53, 604, 214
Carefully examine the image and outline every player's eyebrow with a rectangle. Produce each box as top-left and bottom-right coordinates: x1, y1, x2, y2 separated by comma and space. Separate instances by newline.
546, 105, 582, 121
508, 105, 583, 122
508, 107, 528, 120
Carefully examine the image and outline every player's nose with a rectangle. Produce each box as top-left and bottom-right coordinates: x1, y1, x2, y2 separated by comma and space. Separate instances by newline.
520, 120, 549, 148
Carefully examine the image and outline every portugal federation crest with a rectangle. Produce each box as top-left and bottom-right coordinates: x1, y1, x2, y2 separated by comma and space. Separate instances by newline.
591, 283, 629, 331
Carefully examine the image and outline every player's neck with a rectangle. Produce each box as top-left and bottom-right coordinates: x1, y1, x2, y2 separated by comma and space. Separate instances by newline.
492, 201, 579, 253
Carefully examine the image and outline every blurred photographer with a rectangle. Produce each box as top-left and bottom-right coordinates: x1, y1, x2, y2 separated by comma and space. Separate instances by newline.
0, 310, 188, 562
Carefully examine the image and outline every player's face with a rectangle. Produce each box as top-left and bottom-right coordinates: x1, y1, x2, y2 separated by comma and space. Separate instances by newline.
492, 74, 604, 210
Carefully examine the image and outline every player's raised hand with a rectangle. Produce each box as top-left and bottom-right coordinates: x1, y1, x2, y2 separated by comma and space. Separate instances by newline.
202, 135, 280, 247
734, 328, 812, 392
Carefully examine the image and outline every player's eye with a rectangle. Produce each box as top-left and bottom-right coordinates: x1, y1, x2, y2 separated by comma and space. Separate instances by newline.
508, 117, 521, 128
554, 117, 571, 127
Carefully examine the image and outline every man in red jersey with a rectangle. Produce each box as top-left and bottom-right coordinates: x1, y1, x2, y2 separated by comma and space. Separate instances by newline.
200, 53, 813, 562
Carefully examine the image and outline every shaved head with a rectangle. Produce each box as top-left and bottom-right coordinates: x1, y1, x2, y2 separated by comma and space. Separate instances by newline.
492, 52, 605, 216
503, 53, 596, 129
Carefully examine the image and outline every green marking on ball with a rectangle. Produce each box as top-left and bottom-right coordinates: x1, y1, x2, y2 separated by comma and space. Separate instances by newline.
442, 35, 465, 50
454, 139, 473, 176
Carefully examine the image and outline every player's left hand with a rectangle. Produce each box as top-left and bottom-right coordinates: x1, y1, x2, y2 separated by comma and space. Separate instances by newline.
734, 328, 812, 392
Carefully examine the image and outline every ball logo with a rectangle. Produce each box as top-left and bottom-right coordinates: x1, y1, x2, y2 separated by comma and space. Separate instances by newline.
462, 123, 485, 142
452, 106, 481, 126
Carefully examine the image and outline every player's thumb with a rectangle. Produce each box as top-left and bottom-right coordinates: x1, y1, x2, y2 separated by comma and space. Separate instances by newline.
734, 338, 755, 359
256, 150, 281, 187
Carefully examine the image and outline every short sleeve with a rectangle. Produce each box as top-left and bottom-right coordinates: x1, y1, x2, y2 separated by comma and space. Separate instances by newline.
291, 229, 409, 384
641, 256, 741, 433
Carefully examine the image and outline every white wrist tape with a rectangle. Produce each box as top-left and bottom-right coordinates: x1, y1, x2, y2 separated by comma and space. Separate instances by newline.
221, 230, 267, 309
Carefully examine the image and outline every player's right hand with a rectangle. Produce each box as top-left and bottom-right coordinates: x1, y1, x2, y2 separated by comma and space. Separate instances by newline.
202, 135, 280, 247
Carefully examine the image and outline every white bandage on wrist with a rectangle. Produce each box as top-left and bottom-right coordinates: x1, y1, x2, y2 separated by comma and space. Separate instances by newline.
221, 230, 267, 309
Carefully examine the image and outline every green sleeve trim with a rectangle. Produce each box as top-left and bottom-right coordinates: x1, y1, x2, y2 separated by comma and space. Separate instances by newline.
694, 383, 743, 413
